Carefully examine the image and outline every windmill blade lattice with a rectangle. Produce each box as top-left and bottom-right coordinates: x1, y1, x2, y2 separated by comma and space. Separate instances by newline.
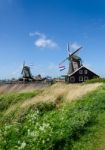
59, 43, 83, 74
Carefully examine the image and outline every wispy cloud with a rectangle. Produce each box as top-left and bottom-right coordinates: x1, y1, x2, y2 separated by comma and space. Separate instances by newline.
29, 32, 58, 49
70, 42, 81, 51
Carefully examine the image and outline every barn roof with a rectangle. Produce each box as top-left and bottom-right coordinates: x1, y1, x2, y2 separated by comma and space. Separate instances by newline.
67, 65, 99, 77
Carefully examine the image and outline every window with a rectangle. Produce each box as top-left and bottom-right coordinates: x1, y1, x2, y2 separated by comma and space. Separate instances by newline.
79, 76, 83, 82
70, 76, 75, 82
84, 70, 88, 74
84, 76, 88, 81
79, 70, 83, 74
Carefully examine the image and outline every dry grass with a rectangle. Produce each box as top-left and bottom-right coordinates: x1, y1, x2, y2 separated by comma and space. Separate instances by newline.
21, 83, 102, 108
0, 83, 48, 94
65, 83, 102, 102
3, 83, 102, 117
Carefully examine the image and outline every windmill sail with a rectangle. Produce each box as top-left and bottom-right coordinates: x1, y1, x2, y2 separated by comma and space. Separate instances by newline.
59, 44, 83, 75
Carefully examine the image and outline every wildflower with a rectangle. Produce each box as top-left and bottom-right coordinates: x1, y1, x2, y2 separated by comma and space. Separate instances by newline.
18, 140, 20, 144
42, 140, 45, 144
20, 141, 26, 149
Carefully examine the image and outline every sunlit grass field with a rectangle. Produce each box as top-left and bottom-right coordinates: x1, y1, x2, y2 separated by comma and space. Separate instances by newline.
0, 82, 105, 150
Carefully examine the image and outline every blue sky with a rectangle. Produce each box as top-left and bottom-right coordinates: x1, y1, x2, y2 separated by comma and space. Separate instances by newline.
0, 0, 105, 79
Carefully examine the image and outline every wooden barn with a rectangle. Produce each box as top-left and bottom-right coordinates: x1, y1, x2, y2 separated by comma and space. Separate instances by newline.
65, 66, 99, 83
59, 44, 99, 83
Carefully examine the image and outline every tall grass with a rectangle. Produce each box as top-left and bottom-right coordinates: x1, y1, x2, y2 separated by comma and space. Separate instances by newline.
0, 91, 40, 112
0, 90, 42, 124
1, 84, 105, 149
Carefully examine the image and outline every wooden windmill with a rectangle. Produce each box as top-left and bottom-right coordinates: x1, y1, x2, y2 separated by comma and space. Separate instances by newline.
59, 43, 83, 75
59, 43, 99, 83
21, 62, 33, 81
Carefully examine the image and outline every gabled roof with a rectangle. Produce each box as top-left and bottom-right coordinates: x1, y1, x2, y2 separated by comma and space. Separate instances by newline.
67, 65, 99, 77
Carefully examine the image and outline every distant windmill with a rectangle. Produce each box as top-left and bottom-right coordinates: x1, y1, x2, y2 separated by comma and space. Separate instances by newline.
59, 43, 83, 75
21, 61, 33, 80
20, 62, 47, 82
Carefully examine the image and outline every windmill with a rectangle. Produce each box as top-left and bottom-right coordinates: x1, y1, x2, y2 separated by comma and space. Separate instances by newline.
21, 61, 33, 81
20, 62, 47, 82
59, 43, 83, 75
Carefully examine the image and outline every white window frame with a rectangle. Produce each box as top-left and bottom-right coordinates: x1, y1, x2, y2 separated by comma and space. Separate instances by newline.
79, 70, 83, 74
84, 70, 88, 74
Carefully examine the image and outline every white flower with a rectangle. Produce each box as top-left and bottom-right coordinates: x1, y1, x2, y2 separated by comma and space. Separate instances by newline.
42, 140, 45, 144
39, 126, 44, 131
20, 141, 26, 149
18, 140, 20, 144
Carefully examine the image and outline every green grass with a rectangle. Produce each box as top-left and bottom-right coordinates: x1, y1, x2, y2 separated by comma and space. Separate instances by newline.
85, 77, 105, 83
71, 112, 105, 150
0, 90, 42, 124
0, 91, 40, 112
1, 85, 105, 149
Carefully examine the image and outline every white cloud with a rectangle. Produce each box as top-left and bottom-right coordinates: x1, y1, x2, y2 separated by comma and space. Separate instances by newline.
34, 32, 46, 38
70, 42, 81, 51
35, 38, 58, 48
29, 32, 58, 48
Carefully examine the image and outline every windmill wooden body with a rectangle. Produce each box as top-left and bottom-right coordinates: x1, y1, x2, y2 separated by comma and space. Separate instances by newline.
59, 44, 82, 74
59, 44, 99, 83
21, 62, 33, 82
19, 62, 47, 82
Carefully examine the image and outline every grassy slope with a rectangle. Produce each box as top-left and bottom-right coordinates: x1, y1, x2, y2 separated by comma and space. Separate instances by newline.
0, 83, 105, 149
71, 108, 105, 150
